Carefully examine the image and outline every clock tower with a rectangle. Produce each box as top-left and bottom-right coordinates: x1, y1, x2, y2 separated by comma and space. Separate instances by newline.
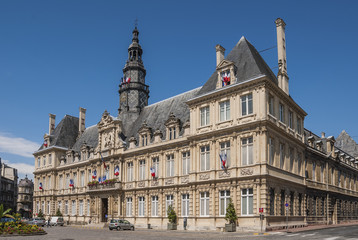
118, 27, 149, 123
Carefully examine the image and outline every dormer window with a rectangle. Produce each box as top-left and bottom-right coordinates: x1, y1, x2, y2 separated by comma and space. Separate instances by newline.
221, 70, 231, 86
165, 113, 180, 140
141, 134, 148, 146
138, 122, 152, 147
169, 127, 176, 140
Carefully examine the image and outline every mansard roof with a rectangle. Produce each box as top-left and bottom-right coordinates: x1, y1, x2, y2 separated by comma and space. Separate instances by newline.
197, 36, 278, 96
72, 125, 99, 152
123, 87, 201, 140
38, 115, 79, 151
336, 130, 358, 158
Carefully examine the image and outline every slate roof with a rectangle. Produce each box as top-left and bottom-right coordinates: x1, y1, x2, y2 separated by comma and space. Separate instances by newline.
38, 115, 79, 151
335, 130, 358, 157
197, 36, 278, 96
72, 125, 99, 152
123, 87, 201, 140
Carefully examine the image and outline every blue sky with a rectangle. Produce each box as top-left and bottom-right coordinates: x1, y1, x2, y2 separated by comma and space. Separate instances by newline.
1, 0, 357, 180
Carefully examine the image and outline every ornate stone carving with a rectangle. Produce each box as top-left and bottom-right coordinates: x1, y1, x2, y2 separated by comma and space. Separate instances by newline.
181, 176, 189, 184
219, 170, 231, 178
126, 183, 133, 189
241, 168, 253, 176
151, 181, 159, 186
165, 178, 174, 185
199, 173, 210, 180
138, 181, 145, 187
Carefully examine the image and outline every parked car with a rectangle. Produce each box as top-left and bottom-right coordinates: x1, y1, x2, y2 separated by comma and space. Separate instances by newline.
27, 218, 46, 227
109, 219, 134, 231
0, 217, 15, 223
50, 216, 64, 226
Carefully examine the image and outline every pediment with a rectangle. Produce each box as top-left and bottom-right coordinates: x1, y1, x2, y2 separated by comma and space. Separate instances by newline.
216, 59, 234, 70
165, 112, 180, 126
138, 121, 152, 135
98, 110, 114, 129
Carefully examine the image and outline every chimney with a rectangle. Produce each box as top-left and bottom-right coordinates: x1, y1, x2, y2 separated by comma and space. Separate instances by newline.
79, 107, 86, 135
49, 114, 56, 135
215, 44, 225, 67
275, 18, 289, 95
321, 132, 326, 138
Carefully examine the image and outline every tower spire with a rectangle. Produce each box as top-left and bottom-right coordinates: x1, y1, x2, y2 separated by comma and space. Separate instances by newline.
118, 26, 149, 122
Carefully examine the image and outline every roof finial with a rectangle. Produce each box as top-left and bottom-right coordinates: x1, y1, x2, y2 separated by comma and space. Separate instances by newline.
134, 18, 138, 29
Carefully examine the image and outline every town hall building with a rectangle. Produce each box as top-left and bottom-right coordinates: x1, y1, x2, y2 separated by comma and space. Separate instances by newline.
33, 19, 358, 231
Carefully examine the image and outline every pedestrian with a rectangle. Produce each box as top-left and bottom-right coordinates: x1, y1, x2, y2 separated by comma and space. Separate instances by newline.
47, 217, 51, 227
89, 217, 92, 224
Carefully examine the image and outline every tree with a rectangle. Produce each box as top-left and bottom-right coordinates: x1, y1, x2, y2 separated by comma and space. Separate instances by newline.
37, 209, 44, 218
56, 208, 63, 217
224, 199, 238, 224
167, 205, 177, 224
0, 204, 13, 219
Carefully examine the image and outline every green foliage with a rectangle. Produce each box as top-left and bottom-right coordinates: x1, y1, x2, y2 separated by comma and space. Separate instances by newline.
55, 209, 63, 217
87, 180, 99, 186
37, 209, 44, 218
0, 204, 13, 219
167, 205, 177, 224
224, 199, 238, 224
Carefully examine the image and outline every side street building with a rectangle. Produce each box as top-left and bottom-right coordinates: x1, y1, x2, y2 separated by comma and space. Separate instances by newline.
17, 176, 34, 218
33, 19, 358, 231
0, 158, 18, 211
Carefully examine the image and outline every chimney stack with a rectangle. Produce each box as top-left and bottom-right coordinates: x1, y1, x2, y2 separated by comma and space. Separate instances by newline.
49, 114, 56, 135
215, 44, 225, 67
275, 18, 289, 95
79, 107, 86, 135
321, 132, 326, 138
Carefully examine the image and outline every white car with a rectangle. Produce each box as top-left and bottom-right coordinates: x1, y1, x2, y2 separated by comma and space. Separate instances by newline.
50, 216, 64, 226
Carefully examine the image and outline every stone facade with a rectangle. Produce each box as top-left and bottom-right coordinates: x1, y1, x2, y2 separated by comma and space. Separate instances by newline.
33, 19, 358, 231
0, 158, 18, 211
17, 176, 34, 218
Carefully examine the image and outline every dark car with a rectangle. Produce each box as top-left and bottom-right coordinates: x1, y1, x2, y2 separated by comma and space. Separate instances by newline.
0, 217, 15, 223
109, 219, 134, 231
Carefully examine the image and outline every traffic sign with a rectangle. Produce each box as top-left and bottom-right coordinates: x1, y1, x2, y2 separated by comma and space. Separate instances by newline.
285, 203, 289, 208
259, 208, 264, 213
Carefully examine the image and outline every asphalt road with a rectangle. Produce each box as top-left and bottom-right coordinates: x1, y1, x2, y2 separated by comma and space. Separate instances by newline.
2, 225, 358, 240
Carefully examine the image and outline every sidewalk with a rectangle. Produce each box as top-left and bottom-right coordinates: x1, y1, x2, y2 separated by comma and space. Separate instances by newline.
277, 221, 358, 233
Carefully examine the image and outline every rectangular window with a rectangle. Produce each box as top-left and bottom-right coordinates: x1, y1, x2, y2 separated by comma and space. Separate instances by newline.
66, 174, 70, 189
200, 106, 210, 126
152, 157, 159, 178
88, 169, 92, 182
289, 148, 294, 172
219, 190, 230, 216
182, 194, 189, 217
182, 152, 190, 175
269, 188, 275, 215
297, 117, 302, 134
268, 95, 274, 115
126, 198, 132, 217
242, 137, 253, 166
87, 200, 90, 216
138, 197, 145, 217
166, 195, 174, 216
49, 154, 52, 165
71, 200, 76, 216
58, 201, 62, 213
41, 201, 45, 212
269, 137, 274, 165
36, 202, 39, 213
241, 188, 253, 215
42, 177, 46, 189
321, 165, 325, 183
200, 192, 210, 216
142, 134, 148, 146
65, 201, 68, 215
219, 100, 230, 121
288, 111, 293, 128
139, 160, 146, 181
37, 157, 41, 168
312, 162, 316, 181
43, 156, 46, 166
338, 170, 341, 186
279, 103, 285, 123
79, 200, 83, 216
297, 153, 302, 175
220, 141, 230, 168
80, 171, 85, 187
200, 146, 210, 171
169, 127, 176, 140
241, 93, 253, 116
279, 143, 285, 169
47, 201, 50, 215
166, 154, 174, 177
73, 172, 77, 187
127, 162, 133, 181
151, 196, 158, 217
48, 176, 51, 189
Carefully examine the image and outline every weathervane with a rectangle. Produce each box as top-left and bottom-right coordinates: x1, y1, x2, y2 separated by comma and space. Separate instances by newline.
134, 18, 138, 28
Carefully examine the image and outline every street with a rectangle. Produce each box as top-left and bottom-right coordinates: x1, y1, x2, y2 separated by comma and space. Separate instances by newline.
2, 225, 358, 240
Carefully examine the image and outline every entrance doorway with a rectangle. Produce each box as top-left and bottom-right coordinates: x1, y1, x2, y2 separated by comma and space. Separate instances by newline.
101, 198, 108, 222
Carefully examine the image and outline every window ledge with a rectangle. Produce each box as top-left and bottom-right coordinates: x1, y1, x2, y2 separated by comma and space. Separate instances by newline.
238, 113, 256, 120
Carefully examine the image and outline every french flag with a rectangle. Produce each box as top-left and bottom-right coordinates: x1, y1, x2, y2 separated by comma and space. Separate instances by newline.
219, 153, 227, 169
69, 179, 74, 187
221, 71, 230, 86
39, 182, 43, 190
150, 167, 156, 178
125, 77, 131, 83
114, 166, 119, 176
100, 153, 107, 169
92, 170, 97, 179
43, 140, 48, 148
